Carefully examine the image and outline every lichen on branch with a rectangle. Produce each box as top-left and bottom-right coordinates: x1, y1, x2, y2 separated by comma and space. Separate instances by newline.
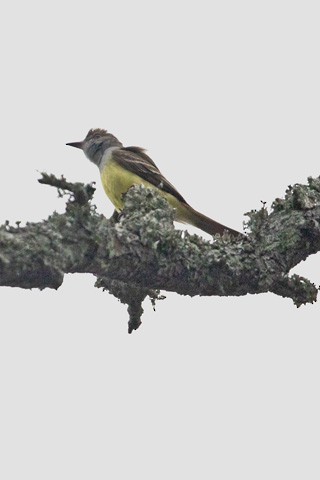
0, 173, 319, 332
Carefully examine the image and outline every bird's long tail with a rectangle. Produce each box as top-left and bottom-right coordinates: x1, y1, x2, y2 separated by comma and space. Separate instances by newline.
178, 203, 242, 237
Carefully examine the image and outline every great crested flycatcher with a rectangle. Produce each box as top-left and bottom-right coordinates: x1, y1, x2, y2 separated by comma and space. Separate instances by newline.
66, 128, 241, 236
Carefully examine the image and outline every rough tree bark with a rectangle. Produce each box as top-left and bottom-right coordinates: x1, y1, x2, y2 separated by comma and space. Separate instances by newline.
0, 173, 319, 332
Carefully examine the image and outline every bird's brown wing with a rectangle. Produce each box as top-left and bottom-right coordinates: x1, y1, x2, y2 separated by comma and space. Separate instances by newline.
112, 146, 188, 204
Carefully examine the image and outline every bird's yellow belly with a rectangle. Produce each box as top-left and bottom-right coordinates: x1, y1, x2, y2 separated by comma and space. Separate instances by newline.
100, 158, 183, 216
100, 159, 152, 211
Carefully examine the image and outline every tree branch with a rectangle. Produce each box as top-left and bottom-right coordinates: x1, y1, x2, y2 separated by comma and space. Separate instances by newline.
0, 173, 319, 331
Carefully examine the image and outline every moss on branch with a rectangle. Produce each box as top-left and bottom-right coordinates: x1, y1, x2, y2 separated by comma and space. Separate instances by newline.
0, 173, 319, 332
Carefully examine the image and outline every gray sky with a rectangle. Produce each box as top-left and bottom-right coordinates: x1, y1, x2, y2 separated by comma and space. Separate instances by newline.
0, 1, 319, 478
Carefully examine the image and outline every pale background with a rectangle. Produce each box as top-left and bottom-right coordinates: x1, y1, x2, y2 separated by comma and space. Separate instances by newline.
0, 1, 319, 479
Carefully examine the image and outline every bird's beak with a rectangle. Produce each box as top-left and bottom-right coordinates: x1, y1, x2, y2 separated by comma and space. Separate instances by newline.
66, 141, 84, 149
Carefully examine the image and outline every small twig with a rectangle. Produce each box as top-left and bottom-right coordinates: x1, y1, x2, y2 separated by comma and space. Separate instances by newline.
38, 172, 96, 206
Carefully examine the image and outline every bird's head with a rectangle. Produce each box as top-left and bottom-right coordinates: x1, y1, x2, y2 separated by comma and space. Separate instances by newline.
66, 128, 122, 167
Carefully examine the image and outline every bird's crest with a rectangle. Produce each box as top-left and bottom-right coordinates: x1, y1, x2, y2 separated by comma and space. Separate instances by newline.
85, 128, 109, 140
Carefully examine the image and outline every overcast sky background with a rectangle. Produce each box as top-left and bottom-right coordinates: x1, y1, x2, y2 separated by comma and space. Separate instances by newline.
1, 1, 320, 478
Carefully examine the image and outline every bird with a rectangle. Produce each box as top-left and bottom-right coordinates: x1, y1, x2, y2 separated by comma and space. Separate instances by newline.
66, 128, 241, 237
